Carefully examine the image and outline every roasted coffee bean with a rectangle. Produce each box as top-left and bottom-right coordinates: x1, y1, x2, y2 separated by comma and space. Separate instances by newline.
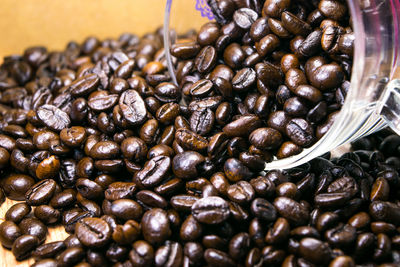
369, 201, 400, 225
274, 197, 309, 226
224, 158, 253, 182
25, 179, 57, 206
60, 127, 87, 148
19, 217, 47, 244
250, 17, 270, 42
34, 205, 61, 225
250, 127, 283, 150
89, 141, 120, 159
32, 241, 66, 260
76, 178, 103, 200
286, 118, 314, 147
195, 46, 217, 74
192, 196, 230, 224
154, 241, 183, 267
171, 42, 201, 59
250, 198, 277, 221
37, 105, 70, 131
204, 248, 236, 267
265, 217, 290, 245
75, 217, 111, 248
136, 190, 168, 209
232, 68, 257, 92
298, 237, 332, 265
50, 189, 77, 209
104, 199, 143, 221
105, 182, 137, 201
141, 208, 171, 244
281, 11, 311, 37
190, 108, 215, 136
234, 8, 258, 30
129, 240, 154, 266
370, 177, 390, 201
325, 223, 356, 248
0, 221, 22, 249
371, 222, 397, 236
134, 156, 171, 188
175, 128, 208, 152
227, 181, 255, 204
263, 0, 291, 18
180, 215, 203, 241
12, 234, 40, 260
224, 43, 245, 69
256, 62, 283, 89
319, 0, 347, 21
2, 174, 35, 200
119, 89, 147, 125
5, 203, 31, 223
223, 115, 262, 137
57, 247, 85, 267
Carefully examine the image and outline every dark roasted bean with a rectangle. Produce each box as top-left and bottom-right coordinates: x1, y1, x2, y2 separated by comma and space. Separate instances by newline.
192, 196, 230, 224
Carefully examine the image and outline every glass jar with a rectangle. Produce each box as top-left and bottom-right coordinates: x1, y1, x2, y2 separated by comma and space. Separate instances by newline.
163, 0, 400, 169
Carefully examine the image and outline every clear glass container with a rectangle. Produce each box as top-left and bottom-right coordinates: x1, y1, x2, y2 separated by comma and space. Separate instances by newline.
164, 0, 400, 169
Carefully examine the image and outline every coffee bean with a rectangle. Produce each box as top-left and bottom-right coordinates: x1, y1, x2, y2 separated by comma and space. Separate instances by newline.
37, 105, 70, 131
370, 177, 390, 201
223, 43, 245, 69
204, 248, 236, 267
105, 182, 137, 201
32, 241, 66, 260
298, 237, 332, 265
34, 205, 61, 225
129, 240, 154, 267
319, 0, 347, 21
175, 128, 208, 152
141, 208, 171, 244
369, 201, 400, 225
0, 221, 22, 248
281, 11, 311, 37
286, 118, 314, 147
12, 234, 40, 260
57, 247, 85, 267
250, 198, 277, 221
195, 46, 217, 73
232, 68, 257, 92
105, 199, 143, 221
70, 74, 99, 97
192, 196, 230, 224
171, 42, 201, 59
112, 220, 140, 245
134, 156, 171, 188
274, 197, 309, 225
190, 108, 215, 135
5, 203, 31, 223
119, 89, 147, 125
234, 8, 258, 29
75, 218, 111, 248
25, 179, 57, 206
227, 181, 255, 204
172, 151, 204, 180
263, 0, 291, 18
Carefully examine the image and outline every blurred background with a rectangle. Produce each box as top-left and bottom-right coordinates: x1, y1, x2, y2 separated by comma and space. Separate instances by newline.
0, 0, 209, 60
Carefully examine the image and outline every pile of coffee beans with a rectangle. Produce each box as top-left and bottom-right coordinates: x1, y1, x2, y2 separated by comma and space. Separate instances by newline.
0, 0, 398, 266
170, 0, 354, 159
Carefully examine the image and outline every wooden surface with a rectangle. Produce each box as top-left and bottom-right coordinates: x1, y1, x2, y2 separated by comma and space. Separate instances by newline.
0, 199, 69, 267
0, 0, 209, 61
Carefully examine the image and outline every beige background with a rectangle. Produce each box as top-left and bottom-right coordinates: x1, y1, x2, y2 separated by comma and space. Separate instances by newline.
0, 0, 208, 266
0, 0, 209, 61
